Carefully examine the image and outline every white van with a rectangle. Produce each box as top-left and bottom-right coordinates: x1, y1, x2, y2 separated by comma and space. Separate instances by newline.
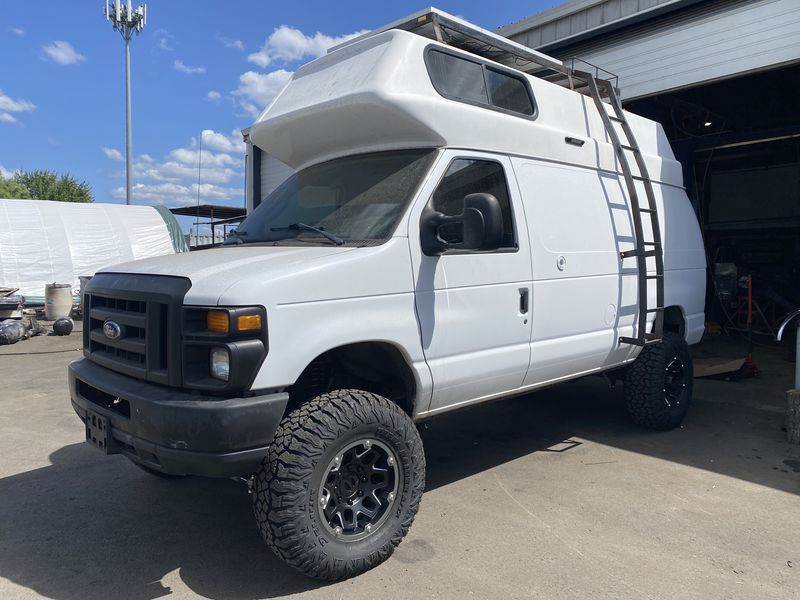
70, 9, 705, 580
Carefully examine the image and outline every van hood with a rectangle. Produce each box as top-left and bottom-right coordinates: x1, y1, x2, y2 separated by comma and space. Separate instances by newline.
100, 245, 357, 305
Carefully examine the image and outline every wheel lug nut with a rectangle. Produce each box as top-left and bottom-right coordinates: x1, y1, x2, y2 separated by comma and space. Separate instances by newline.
361, 477, 367, 482
358, 490, 363, 496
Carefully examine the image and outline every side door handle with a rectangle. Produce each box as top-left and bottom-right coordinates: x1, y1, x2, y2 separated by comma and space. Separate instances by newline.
519, 288, 529, 315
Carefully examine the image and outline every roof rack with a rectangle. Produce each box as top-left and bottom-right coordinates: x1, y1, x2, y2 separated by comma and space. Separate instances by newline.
330, 8, 618, 97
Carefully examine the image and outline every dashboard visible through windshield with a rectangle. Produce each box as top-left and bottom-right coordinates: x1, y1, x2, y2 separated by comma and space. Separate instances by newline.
228, 149, 437, 246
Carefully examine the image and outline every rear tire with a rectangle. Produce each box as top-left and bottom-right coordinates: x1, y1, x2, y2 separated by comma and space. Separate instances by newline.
252, 389, 425, 581
624, 332, 693, 430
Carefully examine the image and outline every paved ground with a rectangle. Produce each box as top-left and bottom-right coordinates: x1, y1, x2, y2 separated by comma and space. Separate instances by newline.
1, 323, 798, 599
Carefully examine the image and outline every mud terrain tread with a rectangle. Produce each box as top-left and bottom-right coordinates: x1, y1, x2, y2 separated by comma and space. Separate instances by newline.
252, 389, 425, 581
624, 332, 693, 430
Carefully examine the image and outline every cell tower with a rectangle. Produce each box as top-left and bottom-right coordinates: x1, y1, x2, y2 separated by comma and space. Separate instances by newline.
104, 1, 147, 205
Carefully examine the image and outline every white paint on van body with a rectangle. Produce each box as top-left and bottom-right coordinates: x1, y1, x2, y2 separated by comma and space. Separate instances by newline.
108, 26, 705, 418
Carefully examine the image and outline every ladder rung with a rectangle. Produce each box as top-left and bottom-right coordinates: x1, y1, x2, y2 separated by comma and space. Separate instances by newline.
646, 274, 664, 279
609, 115, 625, 123
647, 307, 664, 313
643, 242, 660, 246
620, 336, 661, 347
620, 144, 640, 152
640, 208, 657, 214
620, 249, 659, 259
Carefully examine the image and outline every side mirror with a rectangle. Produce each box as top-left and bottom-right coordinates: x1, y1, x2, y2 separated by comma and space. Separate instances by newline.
420, 193, 504, 255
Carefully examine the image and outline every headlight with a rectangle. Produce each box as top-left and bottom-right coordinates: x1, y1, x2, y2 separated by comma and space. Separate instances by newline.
210, 347, 230, 381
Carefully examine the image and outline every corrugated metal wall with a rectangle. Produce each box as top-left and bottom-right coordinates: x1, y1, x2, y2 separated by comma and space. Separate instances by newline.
503, 0, 684, 48
507, 0, 800, 100
245, 143, 295, 213
260, 153, 294, 201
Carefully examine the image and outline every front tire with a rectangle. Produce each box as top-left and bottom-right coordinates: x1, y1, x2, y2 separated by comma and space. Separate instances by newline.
624, 332, 693, 430
252, 389, 425, 581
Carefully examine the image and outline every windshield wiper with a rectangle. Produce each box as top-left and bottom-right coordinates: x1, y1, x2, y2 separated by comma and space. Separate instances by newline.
224, 229, 248, 245
270, 222, 344, 246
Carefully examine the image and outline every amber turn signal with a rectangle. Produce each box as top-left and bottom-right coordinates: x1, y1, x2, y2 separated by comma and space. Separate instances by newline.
237, 314, 262, 331
207, 310, 229, 333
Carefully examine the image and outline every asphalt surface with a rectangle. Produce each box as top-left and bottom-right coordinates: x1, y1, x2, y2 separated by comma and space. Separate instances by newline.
1, 324, 798, 599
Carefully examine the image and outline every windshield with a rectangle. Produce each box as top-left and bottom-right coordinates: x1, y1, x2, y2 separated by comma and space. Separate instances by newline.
229, 149, 437, 246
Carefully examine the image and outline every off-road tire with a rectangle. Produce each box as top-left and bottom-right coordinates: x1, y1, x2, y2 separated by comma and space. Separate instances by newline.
624, 332, 693, 430
252, 389, 426, 581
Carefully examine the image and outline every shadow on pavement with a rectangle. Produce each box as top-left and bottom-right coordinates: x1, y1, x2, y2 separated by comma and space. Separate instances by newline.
1, 370, 798, 599
424, 375, 800, 495
0, 443, 323, 600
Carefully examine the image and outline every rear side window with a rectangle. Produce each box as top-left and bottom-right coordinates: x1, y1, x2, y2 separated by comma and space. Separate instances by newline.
432, 159, 516, 250
426, 51, 488, 104
486, 69, 534, 116
426, 49, 535, 118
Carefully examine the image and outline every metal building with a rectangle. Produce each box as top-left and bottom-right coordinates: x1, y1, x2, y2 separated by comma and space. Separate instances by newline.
242, 127, 295, 214
500, 0, 800, 336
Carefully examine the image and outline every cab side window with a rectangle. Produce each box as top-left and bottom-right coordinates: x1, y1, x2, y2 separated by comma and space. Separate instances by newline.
432, 159, 516, 249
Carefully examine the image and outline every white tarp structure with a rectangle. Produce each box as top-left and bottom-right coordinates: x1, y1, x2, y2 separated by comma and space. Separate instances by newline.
0, 199, 178, 299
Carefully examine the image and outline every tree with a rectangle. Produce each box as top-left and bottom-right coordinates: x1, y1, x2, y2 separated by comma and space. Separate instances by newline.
12, 170, 94, 203
0, 174, 31, 199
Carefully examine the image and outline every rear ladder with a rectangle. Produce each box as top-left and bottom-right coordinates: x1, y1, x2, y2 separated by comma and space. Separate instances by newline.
577, 72, 665, 346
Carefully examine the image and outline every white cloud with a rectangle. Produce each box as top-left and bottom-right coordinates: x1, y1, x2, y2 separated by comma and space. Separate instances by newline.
112, 182, 242, 207
207, 90, 221, 102
11, 27, 25, 36
219, 36, 244, 51
104, 131, 245, 207
153, 29, 174, 51
0, 90, 35, 113
198, 129, 245, 154
0, 90, 35, 124
101, 146, 124, 161
248, 26, 367, 67
233, 69, 292, 117
0, 165, 15, 178
174, 59, 206, 74
42, 40, 85, 65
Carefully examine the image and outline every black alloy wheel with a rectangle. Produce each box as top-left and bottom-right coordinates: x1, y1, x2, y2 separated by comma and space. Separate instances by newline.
318, 438, 400, 541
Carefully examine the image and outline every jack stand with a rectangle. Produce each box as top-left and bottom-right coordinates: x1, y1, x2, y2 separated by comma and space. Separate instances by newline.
737, 274, 760, 379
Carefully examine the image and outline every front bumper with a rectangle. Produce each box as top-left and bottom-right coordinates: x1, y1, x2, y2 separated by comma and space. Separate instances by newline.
69, 358, 288, 477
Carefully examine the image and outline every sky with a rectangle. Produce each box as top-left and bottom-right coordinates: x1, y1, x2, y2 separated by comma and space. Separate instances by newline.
0, 0, 559, 231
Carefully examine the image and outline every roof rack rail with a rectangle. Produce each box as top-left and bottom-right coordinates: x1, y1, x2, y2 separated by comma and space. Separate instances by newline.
330, 8, 618, 97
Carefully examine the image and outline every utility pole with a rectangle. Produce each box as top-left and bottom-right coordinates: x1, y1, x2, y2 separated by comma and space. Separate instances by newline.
196, 131, 204, 242
104, 1, 147, 205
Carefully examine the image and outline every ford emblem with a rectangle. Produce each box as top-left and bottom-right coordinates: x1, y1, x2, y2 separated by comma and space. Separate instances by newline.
103, 320, 124, 342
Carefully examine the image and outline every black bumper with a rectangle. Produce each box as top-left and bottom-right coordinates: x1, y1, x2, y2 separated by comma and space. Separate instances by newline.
69, 358, 288, 477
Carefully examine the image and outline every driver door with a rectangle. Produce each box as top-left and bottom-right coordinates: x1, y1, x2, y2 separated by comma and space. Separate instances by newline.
408, 151, 533, 414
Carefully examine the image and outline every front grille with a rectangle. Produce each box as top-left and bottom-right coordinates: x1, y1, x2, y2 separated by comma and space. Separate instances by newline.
87, 293, 163, 379
83, 273, 191, 387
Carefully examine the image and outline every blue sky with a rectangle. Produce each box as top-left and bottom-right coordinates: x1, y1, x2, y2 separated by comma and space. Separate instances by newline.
0, 1, 557, 230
